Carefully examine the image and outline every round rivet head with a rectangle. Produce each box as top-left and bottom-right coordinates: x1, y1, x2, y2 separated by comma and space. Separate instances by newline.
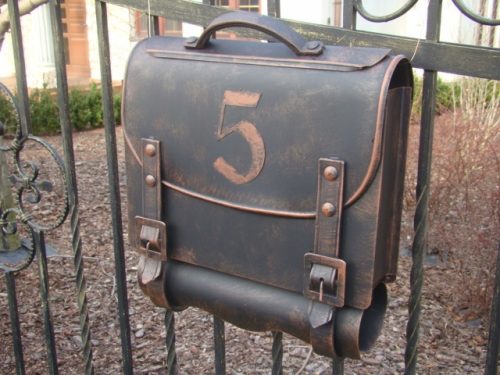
306, 40, 320, 50
321, 202, 336, 217
324, 166, 338, 181
144, 144, 156, 157
145, 175, 156, 187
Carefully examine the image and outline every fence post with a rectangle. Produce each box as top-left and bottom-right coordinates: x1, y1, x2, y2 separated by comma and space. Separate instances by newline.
94, 2, 134, 374
214, 316, 226, 375
0, 117, 25, 375
0, 135, 21, 251
47, 0, 96, 372
34, 231, 59, 374
405, 1, 443, 374
485, 244, 500, 375
5, 273, 25, 375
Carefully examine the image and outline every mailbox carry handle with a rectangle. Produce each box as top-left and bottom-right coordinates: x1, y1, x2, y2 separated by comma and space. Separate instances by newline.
184, 11, 324, 56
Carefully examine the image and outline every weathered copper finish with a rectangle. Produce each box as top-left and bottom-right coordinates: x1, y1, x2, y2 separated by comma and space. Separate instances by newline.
321, 203, 336, 217
145, 175, 156, 187
304, 253, 346, 308
144, 143, 156, 157
214, 90, 264, 184
334, 284, 388, 359
123, 12, 413, 359
314, 159, 344, 260
324, 166, 338, 181
183, 11, 324, 56
137, 138, 170, 308
124, 131, 316, 218
134, 216, 167, 262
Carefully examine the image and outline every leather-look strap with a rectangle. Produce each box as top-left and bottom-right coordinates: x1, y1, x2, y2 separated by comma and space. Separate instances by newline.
136, 138, 170, 307
314, 158, 344, 258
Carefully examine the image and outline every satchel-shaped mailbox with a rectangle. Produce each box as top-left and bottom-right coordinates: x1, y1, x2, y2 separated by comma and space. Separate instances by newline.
123, 12, 412, 359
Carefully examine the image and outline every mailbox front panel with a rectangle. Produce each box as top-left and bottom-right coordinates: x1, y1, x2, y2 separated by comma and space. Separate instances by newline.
123, 36, 412, 310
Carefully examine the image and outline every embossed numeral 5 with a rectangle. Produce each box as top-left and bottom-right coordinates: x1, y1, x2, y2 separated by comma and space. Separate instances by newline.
214, 90, 265, 185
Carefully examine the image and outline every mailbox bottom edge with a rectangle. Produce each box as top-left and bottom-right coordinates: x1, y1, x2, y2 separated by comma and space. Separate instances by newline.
164, 260, 387, 359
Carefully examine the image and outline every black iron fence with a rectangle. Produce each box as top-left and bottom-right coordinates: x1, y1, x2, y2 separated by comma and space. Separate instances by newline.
0, 0, 499, 374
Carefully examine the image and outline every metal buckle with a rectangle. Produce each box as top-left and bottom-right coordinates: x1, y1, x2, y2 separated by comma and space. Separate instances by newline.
135, 216, 167, 262
304, 252, 346, 308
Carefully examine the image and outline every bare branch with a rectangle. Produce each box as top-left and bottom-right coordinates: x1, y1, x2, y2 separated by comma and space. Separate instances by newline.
0, 0, 49, 49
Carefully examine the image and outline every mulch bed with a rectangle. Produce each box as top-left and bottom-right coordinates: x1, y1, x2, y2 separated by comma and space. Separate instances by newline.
0, 119, 495, 374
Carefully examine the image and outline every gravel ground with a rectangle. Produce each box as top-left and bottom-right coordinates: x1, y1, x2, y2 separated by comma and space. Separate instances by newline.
0, 124, 495, 374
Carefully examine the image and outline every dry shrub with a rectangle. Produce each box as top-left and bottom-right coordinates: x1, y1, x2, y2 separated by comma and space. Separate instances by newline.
405, 77, 499, 320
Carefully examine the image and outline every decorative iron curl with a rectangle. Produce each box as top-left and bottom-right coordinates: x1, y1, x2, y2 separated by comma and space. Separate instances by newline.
0, 82, 23, 152
0, 212, 35, 272
354, 0, 419, 23
451, 0, 500, 26
0, 82, 69, 272
12, 135, 69, 232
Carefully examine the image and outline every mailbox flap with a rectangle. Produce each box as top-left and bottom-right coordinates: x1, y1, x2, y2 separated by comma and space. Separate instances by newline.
147, 36, 391, 71
123, 33, 412, 310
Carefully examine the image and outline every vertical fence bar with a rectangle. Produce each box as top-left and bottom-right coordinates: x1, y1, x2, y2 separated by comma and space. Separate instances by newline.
6, 1, 57, 373
150, 9, 180, 370
6, 0, 31, 136
342, 0, 356, 30
165, 310, 178, 375
405, 2, 442, 375
485, 244, 500, 375
271, 331, 283, 375
333, 2, 358, 374
94, 2, 134, 374
267, 0, 281, 18
213, 316, 226, 375
5, 272, 26, 375
149, 15, 160, 36
48, 1, 95, 373
331, 347, 344, 372
332, 356, 344, 374
164, 305, 178, 366
34, 231, 59, 375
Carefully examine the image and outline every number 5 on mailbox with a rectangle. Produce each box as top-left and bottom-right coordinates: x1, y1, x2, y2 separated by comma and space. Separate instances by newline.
214, 90, 265, 185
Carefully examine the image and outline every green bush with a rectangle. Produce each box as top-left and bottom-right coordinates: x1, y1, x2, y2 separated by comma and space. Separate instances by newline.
0, 88, 18, 136
411, 75, 461, 118
113, 93, 122, 125
69, 83, 104, 131
436, 77, 459, 112
412, 76, 499, 118
0, 83, 122, 135
30, 84, 60, 135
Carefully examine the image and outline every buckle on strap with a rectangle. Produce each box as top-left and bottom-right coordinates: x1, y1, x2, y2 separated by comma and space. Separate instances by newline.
135, 216, 167, 262
304, 253, 346, 308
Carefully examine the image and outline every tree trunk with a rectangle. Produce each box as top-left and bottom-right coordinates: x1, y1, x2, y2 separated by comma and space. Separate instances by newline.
0, 0, 49, 52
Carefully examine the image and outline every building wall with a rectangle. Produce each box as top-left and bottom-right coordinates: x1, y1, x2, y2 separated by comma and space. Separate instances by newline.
0, 25, 16, 78
0, 5, 50, 87
86, 2, 135, 83
280, 0, 332, 26
85, 1, 206, 83
353, 0, 498, 47
1, 1, 497, 88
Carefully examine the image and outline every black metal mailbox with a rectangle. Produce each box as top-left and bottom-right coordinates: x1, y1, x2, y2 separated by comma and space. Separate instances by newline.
122, 12, 412, 359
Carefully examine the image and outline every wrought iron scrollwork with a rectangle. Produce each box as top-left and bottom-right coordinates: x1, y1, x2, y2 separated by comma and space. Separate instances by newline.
354, 0, 500, 26
0, 82, 69, 272
354, 0, 418, 23
451, 0, 500, 26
